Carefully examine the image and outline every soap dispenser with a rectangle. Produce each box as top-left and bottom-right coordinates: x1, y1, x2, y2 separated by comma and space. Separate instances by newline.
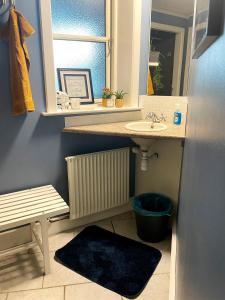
173, 104, 182, 125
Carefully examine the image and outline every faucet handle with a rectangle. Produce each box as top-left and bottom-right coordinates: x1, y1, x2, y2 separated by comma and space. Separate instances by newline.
146, 112, 166, 123
145, 112, 155, 120
160, 113, 167, 122
145, 112, 152, 120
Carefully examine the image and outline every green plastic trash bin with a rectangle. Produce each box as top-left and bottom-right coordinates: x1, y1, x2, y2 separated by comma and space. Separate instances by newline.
132, 193, 173, 243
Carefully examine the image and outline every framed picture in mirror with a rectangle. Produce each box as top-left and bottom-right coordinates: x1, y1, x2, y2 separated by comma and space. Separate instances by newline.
193, 0, 223, 59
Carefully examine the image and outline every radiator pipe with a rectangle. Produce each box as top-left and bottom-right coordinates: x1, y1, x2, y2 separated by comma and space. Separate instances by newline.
48, 213, 70, 223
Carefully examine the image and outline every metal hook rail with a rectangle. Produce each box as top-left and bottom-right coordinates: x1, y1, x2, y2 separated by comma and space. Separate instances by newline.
1, 0, 15, 7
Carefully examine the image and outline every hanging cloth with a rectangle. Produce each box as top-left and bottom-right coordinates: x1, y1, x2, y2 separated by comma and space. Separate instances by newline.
0, 8, 35, 115
147, 67, 154, 96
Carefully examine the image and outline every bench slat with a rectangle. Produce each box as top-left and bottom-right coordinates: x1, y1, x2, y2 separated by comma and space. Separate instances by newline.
0, 185, 52, 198
0, 198, 64, 218
0, 202, 68, 223
0, 186, 54, 202
0, 190, 57, 207
1, 195, 60, 211
0, 206, 69, 231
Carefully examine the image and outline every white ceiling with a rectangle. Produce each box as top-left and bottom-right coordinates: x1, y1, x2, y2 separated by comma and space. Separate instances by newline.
152, 0, 195, 18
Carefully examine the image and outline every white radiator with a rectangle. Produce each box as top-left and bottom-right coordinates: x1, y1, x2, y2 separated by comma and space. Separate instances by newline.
66, 148, 130, 220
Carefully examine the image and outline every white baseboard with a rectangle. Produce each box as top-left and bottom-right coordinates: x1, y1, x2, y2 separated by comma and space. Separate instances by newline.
169, 221, 177, 300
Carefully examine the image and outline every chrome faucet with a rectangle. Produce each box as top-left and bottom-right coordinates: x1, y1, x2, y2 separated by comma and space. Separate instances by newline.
145, 112, 167, 123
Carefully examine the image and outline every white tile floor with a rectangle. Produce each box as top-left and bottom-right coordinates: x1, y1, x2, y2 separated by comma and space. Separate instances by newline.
0, 212, 171, 300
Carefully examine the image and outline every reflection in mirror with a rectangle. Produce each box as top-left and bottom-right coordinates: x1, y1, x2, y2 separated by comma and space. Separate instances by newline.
148, 0, 195, 96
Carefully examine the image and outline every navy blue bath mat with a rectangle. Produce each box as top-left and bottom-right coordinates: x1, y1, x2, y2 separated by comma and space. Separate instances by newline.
55, 225, 161, 299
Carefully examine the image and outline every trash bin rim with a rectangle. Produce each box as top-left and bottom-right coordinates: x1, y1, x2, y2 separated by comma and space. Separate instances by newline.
132, 193, 173, 217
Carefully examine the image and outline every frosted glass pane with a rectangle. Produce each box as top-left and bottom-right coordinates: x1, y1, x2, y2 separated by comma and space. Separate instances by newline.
51, 0, 106, 36
53, 40, 106, 98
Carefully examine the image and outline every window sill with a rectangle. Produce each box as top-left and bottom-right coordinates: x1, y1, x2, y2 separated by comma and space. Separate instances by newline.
42, 106, 141, 117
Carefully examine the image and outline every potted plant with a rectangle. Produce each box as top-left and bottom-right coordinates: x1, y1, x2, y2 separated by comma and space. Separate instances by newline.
114, 90, 127, 108
102, 88, 114, 107
149, 45, 164, 94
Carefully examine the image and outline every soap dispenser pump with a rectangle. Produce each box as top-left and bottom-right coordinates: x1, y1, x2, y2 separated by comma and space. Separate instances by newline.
173, 104, 182, 125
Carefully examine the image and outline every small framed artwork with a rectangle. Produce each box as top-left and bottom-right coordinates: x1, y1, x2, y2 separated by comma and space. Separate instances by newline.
192, 0, 223, 59
57, 68, 94, 104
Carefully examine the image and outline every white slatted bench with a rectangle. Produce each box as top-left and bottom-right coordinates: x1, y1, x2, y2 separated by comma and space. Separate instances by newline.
0, 185, 69, 274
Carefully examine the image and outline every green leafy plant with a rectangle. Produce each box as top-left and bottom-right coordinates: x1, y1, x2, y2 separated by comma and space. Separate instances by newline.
102, 88, 113, 99
150, 44, 164, 93
152, 66, 164, 92
114, 90, 128, 99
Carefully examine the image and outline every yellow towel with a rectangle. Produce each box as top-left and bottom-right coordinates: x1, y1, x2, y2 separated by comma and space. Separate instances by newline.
147, 68, 154, 96
0, 8, 35, 115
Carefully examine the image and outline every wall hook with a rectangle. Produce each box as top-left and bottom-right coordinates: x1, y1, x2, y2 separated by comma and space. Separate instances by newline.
0, 0, 15, 8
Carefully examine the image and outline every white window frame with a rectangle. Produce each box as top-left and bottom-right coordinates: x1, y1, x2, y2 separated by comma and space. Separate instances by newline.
39, 0, 143, 116
39, 0, 111, 113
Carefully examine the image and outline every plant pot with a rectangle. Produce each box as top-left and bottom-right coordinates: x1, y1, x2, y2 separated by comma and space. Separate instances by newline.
102, 98, 114, 108
102, 98, 108, 107
115, 98, 124, 108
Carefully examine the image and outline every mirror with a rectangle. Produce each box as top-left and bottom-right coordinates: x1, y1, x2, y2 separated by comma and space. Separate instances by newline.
148, 0, 195, 96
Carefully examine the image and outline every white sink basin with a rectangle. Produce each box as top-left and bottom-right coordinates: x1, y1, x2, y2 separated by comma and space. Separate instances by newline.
125, 121, 168, 132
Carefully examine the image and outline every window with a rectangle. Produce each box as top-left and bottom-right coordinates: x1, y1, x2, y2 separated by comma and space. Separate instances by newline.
40, 0, 142, 115
51, 0, 111, 99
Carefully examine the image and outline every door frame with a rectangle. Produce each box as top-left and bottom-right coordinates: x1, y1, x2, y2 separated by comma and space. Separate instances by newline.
151, 22, 185, 96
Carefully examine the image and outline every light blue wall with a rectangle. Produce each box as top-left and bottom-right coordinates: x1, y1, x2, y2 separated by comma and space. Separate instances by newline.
0, 0, 136, 200
151, 11, 187, 27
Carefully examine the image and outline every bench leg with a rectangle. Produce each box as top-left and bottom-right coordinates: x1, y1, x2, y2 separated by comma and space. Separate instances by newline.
40, 217, 50, 275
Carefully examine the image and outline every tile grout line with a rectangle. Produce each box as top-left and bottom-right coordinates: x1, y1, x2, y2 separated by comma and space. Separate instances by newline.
2, 281, 94, 295
153, 272, 170, 276
2, 285, 65, 295
60, 282, 94, 289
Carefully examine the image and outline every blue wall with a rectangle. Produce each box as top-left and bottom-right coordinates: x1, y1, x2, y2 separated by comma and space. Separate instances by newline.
177, 3, 225, 299
151, 11, 187, 27
0, 0, 136, 200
